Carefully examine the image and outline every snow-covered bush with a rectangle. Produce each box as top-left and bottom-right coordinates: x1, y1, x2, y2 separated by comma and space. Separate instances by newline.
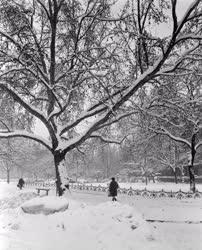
21, 196, 69, 215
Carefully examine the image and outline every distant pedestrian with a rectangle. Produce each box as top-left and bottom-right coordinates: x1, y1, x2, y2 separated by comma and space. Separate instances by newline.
108, 177, 119, 201
65, 178, 71, 194
17, 178, 25, 190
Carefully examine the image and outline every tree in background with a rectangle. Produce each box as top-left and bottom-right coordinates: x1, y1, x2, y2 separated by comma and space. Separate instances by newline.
142, 65, 202, 191
0, 84, 34, 181
154, 139, 184, 184
0, 139, 13, 183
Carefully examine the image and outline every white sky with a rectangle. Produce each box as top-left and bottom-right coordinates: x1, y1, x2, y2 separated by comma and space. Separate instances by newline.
34, 119, 49, 138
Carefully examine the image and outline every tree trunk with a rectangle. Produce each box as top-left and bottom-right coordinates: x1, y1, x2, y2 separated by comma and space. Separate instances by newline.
189, 133, 197, 192
54, 151, 66, 196
179, 166, 184, 183
174, 169, 178, 184
188, 165, 195, 192
33, 173, 38, 181
7, 169, 10, 184
145, 176, 148, 185
76, 159, 79, 181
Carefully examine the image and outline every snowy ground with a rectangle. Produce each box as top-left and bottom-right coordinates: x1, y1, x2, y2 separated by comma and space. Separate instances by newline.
0, 182, 202, 250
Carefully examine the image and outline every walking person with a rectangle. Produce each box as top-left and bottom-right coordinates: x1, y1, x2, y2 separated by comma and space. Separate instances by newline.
108, 177, 119, 201
65, 178, 71, 194
17, 178, 25, 190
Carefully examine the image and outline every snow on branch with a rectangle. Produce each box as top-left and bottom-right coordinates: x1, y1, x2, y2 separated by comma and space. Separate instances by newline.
175, 0, 201, 35
59, 106, 107, 136
196, 141, 202, 150
0, 30, 21, 48
90, 133, 126, 145
0, 68, 27, 78
87, 86, 128, 113
155, 155, 173, 168
176, 34, 202, 44
0, 130, 52, 151
0, 83, 46, 120
0, 82, 56, 138
148, 127, 191, 148
158, 42, 200, 75
59, 109, 134, 151
36, 0, 51, 20
15, 67, 63, 112
58, 112, 113, 153
97, 111, 138, 130
0, 120, 11, 131
136, 105, 185, 128
0, 37, 62, 112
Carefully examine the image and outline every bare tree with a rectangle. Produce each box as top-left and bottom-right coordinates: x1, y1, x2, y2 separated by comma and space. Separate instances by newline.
0, 139, 14, 183
145, 69, 202, 191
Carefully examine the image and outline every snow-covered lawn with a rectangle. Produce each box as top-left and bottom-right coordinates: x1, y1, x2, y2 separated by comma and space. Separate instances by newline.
0, 182, 160, 250
0, 182, 202, 250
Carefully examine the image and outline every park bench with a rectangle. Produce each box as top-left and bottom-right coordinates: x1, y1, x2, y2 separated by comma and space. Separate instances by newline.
36, 188, 50, 196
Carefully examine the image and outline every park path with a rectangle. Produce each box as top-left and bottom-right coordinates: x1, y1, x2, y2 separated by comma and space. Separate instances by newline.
65, 189, 202, 221
22, 185, 202, 222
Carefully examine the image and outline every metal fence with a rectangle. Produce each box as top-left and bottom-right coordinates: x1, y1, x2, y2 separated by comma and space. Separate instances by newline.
70, 183, 202, 199
25, 181, 202, 199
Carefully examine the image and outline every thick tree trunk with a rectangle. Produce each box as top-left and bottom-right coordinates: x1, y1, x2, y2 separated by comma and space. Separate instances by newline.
188, 165, 195, 192
54, 151, 67, 196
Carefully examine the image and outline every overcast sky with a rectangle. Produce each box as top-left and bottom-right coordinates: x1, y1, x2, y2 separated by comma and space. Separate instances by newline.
113, 0, 193, 37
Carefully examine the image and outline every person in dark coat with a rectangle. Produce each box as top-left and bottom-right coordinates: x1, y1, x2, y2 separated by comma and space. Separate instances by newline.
108, 177, 119, 201
17, 178, 25, 190
65, 178, 71, 194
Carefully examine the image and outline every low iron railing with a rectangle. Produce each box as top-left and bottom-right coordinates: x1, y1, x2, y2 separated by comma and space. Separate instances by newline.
25, 181, 202, 199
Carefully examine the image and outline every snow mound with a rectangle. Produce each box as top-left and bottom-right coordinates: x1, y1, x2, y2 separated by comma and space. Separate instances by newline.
21, 196, 69, 215
0, 192, 37, 210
